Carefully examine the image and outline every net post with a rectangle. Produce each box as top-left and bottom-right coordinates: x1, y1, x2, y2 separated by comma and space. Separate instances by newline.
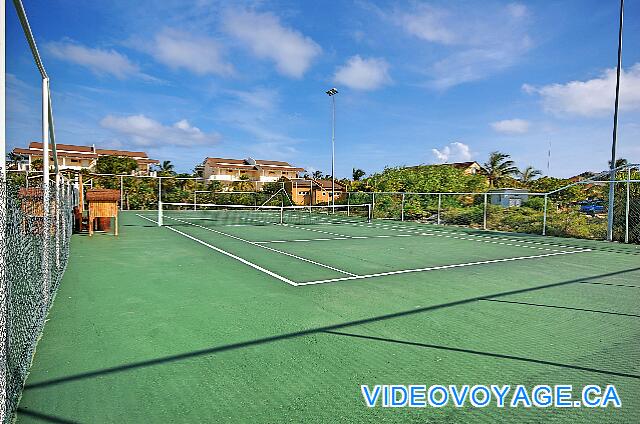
347, 192, 350, 216
437, 193, 442, 225
157, 177, 163, 226
625, 167, 630, 243
542, 194, 548, 236
368, 203, 372, 223
401, 193, 405, 221
483, 193, 488, 230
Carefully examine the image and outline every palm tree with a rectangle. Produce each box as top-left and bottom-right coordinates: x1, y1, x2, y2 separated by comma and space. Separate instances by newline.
608, 158, 628, 169
483, 151, 519, 187
156, 160, 176, 176
6, 152, 27, 170
518, 166, 542, 183
352, 168, 366, 181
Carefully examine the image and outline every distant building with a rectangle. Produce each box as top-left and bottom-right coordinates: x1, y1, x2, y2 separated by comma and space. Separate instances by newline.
285, 179, 347, 205
11, 142, 158, 174
489, 188, 529, 208
446, 161, 485, 175
199, 157, 305, 184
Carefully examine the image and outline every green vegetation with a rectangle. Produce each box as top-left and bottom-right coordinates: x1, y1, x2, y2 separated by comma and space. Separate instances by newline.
484, 151, 519, 187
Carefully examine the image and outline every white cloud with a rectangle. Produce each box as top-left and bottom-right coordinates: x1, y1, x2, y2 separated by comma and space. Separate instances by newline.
507, 3, 528, 18
392, 3, 532, 89
398, 5, 456, 44
147, 28, 234, 76
100, 114, 220, 147
431, 142, 472, 163
523, 63, 640, 117
491, 118, 530, 134
46, 41, 143, 79
333, 56, 391, 90
225, 88, 278, 111
222, 9, 321, 78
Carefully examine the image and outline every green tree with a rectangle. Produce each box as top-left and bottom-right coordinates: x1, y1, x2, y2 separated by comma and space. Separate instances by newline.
609, 158, 629, 169
156, 160, 176, 176
96, 155, 139, 174
484, 151, 519, 187
31, 158, 44, 171
352, 168, 366, 181
312, 170, 323, 179
519, 166, 542, 183
6, 152, 26, 170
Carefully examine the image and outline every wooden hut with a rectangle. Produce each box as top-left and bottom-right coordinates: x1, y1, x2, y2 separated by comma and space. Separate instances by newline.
85, 189, 120, 236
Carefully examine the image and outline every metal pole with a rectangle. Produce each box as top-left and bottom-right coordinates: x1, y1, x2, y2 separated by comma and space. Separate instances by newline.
625, 167, 630, 243
607, 0, 624, 242
55, 173, 61, 268
542, 194, 548, 236
0, 1, 6, 417
347, 191, 351, 216
331, 94, 336, 212
437, 194, 442, 225
372, 192, 376, 219
42, 77, 51, 308
193, 191, 197, 211
0, 0, 5, 181
157, 177, 163, 226
120, 175, 123, 210
401, 193, 405, 221
483, 193, 488, 230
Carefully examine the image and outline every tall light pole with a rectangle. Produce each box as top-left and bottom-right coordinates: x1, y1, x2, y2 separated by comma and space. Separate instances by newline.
607, 0, 624, 241
326, 87, 338, 210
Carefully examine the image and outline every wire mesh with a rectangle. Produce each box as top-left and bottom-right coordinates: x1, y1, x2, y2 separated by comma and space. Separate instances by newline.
0, 177, 74, 422
159, 203, 371, 227
349, 168, 639, 245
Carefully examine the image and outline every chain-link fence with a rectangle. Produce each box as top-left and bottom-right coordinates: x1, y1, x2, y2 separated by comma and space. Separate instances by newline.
347, 165, 639, 244
1, 176, 75, 422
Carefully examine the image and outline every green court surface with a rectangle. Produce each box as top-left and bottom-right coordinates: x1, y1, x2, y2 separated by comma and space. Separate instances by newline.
16, 211, 640, 423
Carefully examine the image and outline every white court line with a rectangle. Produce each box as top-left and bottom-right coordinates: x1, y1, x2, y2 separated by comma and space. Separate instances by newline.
296, 249, 592, 286
306, 216, 580, 250
136, 214, 298, 286
281, 223, 355, 238
361, 220, 581, 250
252, 233, 420, 244
165, 215, 358, 277
340, 221, 567, 252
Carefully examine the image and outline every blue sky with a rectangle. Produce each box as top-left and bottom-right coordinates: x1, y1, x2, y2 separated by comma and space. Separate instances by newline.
6, 0, 640, 178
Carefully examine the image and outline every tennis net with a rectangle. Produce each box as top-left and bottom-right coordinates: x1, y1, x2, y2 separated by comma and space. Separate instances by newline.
158, 203, 372, 227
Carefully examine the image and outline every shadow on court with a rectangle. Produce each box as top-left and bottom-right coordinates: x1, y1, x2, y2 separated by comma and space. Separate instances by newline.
23, 266, 640, 392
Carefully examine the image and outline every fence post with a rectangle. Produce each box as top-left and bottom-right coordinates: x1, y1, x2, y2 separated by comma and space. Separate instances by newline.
437, 193, 442, 225
55, 173, 61, 268
542, 194, 548, 236
626, 167, 631, 243
193, 191, 197, 211
119, 175, 123, 210
483, 193, 488, 230
401, 193, 405, 221
372, 192, 376, 218
347, 192, 351, 216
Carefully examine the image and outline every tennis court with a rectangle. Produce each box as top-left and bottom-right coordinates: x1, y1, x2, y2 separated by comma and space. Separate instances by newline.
15, 209, 640, 423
